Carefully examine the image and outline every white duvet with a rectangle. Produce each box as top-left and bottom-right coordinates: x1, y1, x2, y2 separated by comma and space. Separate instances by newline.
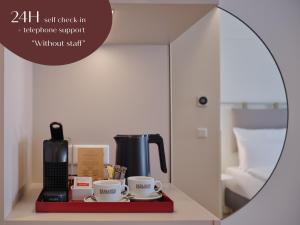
247, 167, 273, 181
225, 167, 265, 199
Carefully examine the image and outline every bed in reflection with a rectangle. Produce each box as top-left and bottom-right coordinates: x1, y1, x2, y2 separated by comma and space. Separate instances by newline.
221, 107, 287, 214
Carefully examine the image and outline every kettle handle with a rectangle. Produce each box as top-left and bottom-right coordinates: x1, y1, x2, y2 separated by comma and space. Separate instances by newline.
149, 134, 167, 173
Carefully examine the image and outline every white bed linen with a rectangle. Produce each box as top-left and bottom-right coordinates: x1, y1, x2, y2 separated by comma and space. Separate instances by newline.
224, 167, 265, 199
247, 167, 273, 181
233, 128, 285, 170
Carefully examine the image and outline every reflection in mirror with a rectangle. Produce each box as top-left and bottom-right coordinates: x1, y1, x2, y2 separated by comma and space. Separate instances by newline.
219, 9, 287, 218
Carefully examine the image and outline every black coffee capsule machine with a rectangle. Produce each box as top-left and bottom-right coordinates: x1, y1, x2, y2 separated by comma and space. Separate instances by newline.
42, 122, 68, 202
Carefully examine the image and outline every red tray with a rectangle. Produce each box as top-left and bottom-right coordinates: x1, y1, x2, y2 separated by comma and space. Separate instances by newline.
36, 191, 174, 213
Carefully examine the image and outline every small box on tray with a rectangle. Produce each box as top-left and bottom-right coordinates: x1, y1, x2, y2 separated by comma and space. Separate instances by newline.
71, 177, 93, 201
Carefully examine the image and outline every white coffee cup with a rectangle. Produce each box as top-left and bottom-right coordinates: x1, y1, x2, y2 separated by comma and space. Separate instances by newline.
93, 180, 129, 202
127, 176, 162, 197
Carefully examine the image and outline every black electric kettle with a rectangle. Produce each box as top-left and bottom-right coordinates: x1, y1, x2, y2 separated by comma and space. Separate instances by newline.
114, 134, 167, 178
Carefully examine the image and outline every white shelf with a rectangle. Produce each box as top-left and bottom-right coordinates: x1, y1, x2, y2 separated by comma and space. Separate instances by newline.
6, 183, 219, 225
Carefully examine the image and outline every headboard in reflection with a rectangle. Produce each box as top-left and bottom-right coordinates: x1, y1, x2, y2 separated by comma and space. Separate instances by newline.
221, 103, 287, 214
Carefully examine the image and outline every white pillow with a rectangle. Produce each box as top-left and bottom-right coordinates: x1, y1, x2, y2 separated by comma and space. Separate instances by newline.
233, 128, 286, 171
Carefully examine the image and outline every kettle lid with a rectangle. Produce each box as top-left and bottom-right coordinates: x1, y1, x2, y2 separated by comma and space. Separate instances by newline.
114, 134, 148, 139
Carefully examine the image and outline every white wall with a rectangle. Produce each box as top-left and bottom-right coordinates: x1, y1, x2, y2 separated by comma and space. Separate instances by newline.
0, 45, 4, 224
4, 50, 33, 217
220, 10, 286, 103
219, 0, 300, 225
219, 10, 287, 171
32, 45, 170, 183
171, 9, 221, 217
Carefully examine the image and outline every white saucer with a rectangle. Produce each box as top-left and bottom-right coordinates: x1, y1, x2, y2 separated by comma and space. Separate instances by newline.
84, 196, 130, 203
129, 192, 163, 201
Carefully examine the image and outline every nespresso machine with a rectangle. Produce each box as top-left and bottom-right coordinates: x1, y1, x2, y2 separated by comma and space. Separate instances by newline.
42, 122, 68, 202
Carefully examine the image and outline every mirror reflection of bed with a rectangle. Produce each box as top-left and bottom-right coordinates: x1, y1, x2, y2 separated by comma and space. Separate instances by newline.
221, 106, 287, 217
220, 10, 288, 217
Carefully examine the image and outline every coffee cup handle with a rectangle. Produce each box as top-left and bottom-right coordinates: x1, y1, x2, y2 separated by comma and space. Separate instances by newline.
154, 180, 162, 193
122, 184, 129, 196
